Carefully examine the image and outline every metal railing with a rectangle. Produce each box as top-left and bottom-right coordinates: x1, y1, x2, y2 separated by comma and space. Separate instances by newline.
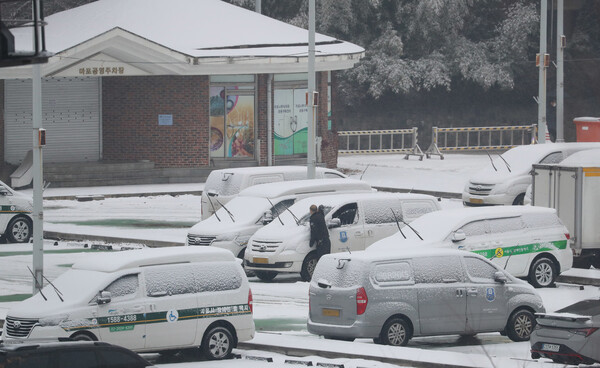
425, 125, 538, 159
338, 128, 424, 160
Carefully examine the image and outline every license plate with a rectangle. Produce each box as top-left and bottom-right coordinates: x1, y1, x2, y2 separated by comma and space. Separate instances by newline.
469, 198, 484, 204
253, 257, 268, 264
542, 343, 561, 352
322, 308, 340, 317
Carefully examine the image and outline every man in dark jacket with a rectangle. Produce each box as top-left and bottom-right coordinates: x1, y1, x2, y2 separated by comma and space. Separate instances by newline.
309, 204, 331, 258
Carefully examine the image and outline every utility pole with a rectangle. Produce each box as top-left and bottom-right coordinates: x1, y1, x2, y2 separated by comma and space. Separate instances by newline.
537, 0, 548, 144
255, 0, 261, 14
31, 0, 44, 293
307, 0, 316, 179
556, 0, 565, 142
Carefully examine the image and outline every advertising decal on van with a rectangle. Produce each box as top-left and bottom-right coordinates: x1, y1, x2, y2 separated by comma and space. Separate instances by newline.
470, 240, 568, 259
60, 304, 252, 332
0, 205, 30, 214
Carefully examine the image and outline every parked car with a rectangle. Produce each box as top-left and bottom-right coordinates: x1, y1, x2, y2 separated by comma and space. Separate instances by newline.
244, 192, 441, 281
531, 298, 600, 365
462, 143, 600, 207
3, 247, 254, 360
0, 340, 153, 368
188, 178, 372, 258
201, 166, 346, 220
368, 206, 572, 288
0, 180, 33, 243
307, 248, 545, 346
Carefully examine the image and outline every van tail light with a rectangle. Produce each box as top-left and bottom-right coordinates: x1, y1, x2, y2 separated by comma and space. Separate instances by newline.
356, 287, 368, 315
569, 327, 598, 337
248, 289, 253, 314
565, 233, 571, 240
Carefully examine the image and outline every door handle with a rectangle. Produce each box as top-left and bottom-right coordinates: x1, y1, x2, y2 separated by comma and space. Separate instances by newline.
467, 288, 479, 296
148, 304, 157, 312
455, 289, 464, 298
367, 230, 373, 236
355, 231, 364, 237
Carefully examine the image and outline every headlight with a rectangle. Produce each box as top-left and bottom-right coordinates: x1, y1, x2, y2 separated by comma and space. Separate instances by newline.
234, 235, 251, 246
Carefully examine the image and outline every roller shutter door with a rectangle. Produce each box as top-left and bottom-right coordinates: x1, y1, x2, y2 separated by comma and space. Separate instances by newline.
4, 77, 101, 164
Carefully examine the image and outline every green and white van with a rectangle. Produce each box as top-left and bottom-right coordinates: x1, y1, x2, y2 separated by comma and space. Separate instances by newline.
0, 180, 33, 243
369, 206, 572, 288
3, 247, 255, 360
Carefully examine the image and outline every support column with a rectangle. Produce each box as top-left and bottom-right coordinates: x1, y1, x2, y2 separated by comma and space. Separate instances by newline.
556, 0, 565, 142
537, 0, 548, 144
307, 0, 316, 178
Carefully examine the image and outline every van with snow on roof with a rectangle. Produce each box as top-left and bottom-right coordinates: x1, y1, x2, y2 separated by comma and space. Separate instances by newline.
3, 247, 254, 360
244, 192, 441, 281
463, 143, 600, 207
368, 206, 572, 288
188, 179, 372, 258
201, 166, 346, 220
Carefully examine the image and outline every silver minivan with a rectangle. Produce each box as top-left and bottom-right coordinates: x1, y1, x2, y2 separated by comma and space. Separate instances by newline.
308, 248, 545, 346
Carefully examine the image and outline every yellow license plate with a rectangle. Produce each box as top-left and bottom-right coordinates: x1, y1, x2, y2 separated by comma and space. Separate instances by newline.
322, 308, 340, 317
253, 257, 269, 264
469, 198, 484, 204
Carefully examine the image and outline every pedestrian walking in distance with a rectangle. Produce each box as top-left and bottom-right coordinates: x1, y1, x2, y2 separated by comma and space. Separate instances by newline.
309, 204, 331, 258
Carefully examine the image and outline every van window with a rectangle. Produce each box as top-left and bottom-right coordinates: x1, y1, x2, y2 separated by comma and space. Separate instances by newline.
413, 256, 464, 284
539, 152, 563, 164
459, 220, 489, 237
299, 206, 333, 224
324, 172, 345, 178
204, 172, 243, 196
401, 200, 438, 222
97, 274, 139, 303
251, 175, 283, 186
364, 199, 403, 224
372, 262, 413, 285
191, 262, 242, 293
145, 265, 195, 297
332, 203, 358, 226
487, 217, 524, 234
521, 213, 562, 229
269, 199, 295, 218
464, 257, 497, 283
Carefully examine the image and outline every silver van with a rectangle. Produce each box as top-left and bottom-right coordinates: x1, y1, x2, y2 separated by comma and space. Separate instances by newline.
308, 248, 545, 346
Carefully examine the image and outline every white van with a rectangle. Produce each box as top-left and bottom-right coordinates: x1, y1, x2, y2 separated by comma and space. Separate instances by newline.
201, 166, 346, 220
3, 247, 255, 360
0, 180, 33, 243
188, 179, 372, 258
369, 206, 572, 288
463, 143, 600, 206
244, 192, 442, 281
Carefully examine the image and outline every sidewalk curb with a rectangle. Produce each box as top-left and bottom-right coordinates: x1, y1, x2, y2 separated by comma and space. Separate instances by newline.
43, 231, 184, 248
43, 190, 203, 201
557, 274, 600, 287
374, 186, 462, 199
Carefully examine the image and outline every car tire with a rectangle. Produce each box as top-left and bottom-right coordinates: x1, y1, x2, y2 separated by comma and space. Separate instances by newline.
324, 336, 355, 342
505, 309, 535, 342
379, 317, 412, 346
528, 257, 557, 288
300, 252, 319, 282
70, 332, 96, 341
254, 271, 277, 282
512, 193, 526, 206
201, 326, 234, 360
6, 217, 32, 244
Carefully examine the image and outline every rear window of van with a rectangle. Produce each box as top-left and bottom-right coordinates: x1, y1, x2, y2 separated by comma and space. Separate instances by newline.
372, 262, 414, 286
205, 172, 244, 196
312, 256, 365, 288
521, 213, 562, 229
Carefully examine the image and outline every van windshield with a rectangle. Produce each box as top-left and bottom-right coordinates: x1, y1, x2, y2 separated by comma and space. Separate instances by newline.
298, 206, 333, 225
38, 269, 112, 302
212, 196, 272, 223
205, 172, 244, 197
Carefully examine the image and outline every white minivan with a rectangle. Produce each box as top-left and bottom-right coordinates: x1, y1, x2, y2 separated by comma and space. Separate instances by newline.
188, 178, 372, 258
369, 206, 572, 288
3, 247, 255, 360
0, 180, 33, 243
201, 166, 346, 220
463, 143, 600, 206
244, 192, 442, 281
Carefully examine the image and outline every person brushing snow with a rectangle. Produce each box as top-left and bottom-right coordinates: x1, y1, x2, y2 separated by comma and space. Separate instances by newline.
309, 204, 331, 258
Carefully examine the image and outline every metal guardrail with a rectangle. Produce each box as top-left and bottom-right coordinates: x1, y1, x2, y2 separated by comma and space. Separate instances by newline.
425, 125, 538, 159
338, 128, 424, 160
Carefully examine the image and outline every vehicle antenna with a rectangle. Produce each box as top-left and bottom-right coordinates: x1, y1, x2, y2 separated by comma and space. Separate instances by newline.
266, 198, 284, 226
26, 266, 47, 301
359, 163, 371, 180
485, 150, 498, 172
391, 209, 406, 239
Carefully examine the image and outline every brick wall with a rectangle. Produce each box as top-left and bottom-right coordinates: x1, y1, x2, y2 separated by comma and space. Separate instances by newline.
257, 74, 269, 166
318, 71, 338, 168
102, 75, 209, 168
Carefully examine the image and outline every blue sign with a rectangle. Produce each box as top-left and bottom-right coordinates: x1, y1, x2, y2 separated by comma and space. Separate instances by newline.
486, 287, 495, 302
339, 231, 348, 243
158, 114, 173, 126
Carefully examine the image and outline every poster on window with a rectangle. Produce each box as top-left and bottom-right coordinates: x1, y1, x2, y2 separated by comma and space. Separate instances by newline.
225, 94, 254, 158
209, 87, 226, 157
274, 88, 308, 155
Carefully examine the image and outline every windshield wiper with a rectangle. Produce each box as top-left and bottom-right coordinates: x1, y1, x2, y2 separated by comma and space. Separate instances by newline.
284, 206, 300, 226
496, 154, 512, 173
266, 198, 284, 226
390, 209, 406, 239
214, 197, 235, 222
42, 274, 64, 302
485, 150, 498, 172
206, 192, 221, 222
27, 266, 47, 301
398, 218, 423, 241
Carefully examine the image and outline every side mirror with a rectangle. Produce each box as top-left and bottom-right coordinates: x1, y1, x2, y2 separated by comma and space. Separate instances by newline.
97, 291, 112, 305
207, 190, 218, 197
262, 210, 273, 225
0, 188, 8, 196
451, 230, 466, 243
494, 271, 508, 284
327, 218, 341, 229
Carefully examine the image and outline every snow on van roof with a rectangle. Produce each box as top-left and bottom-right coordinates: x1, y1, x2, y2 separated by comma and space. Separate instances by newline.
558, 149, 600, 167
208, 166, 340, 176
325, 247, 467, 263
72, 247, 234, 273
290, 191, 436, 209
239, 178, 370, 198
